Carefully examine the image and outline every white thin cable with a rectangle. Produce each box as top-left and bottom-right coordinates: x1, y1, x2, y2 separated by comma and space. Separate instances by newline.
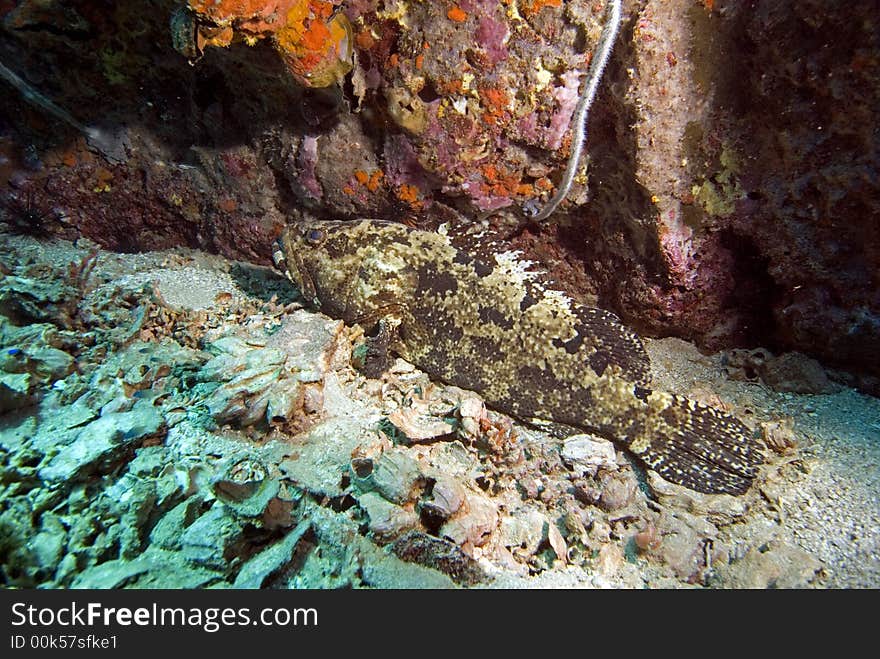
525, 0, 622, 221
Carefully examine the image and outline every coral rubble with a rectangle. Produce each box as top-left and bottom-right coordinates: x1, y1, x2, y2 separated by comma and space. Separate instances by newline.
4, 231, 874, 588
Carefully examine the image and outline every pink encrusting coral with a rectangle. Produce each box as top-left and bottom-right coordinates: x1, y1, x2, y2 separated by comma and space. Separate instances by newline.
295, 135, 322, 201
383, 135, 434, 208
658, 209, 698, 289
338, 0, 608, 213
546, 70, 584, 151
653, 215, 737, 340
474, 15, 509, 67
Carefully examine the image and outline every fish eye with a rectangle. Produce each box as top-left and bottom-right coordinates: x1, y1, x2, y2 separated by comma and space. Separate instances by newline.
305, 228, 325, 244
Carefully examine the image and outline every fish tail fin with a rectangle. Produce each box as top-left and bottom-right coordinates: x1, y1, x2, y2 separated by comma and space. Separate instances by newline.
626, 394, 763, 495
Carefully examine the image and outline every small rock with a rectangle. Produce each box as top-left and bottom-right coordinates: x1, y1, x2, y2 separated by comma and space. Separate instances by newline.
0, 275, 71, 325
72, 550, 220, 589
439, 492, 498, 547
633, 522, 663, 553
457, 395, 487, 440
547, 520, 568, 563
597, 470, 638, 512
281, 414, 376, 497
0, 344, 74, 389
128, 554, 220, 589
150, 496, 206, 550
117, 479, 158, 559
358, 492, 421, 540
66, 514, 115, 567
200, 352, 285, 424
127, 446, 167, 478
0, 371, 33, 412
54, 553, 80, 586
722, 347, 773, 382
179, 502, 245, 568
23, 346, 76, 381
0, 412, 36, 451
354, 448, 424, 504
70, 558, 152, 589
595, 543, 625, 578
30, 513, 67, 580
213, 458, 280, 518
499, 509, 548, 556
590, 518, 612, 544
562, 508, 589, 544
388, 406, 456, 442
198, 315, 347, 428
66, 484, 90, 515
419, 475, 465, 526
262, 495, 298, 531
39, 400, 165, 482
154, 463, 184, 507
425, 440, 483, 481
647, 471, 750, 520
53, 398, 98, 432
571, 477, 602, 505
265, 310, 347, 379
320, 370, 369, 417
653, 510, 718, 582
561, 434, 618, 476
87, 341, 201, 412
233, 520, 311, 588
761, 418, 798, 455
759, 352, 837, 394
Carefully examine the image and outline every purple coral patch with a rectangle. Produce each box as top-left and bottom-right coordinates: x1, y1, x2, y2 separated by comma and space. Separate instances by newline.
546, 70, 582, 150
475, 16, 509, 66
384, 134, 433, 206
296, 135, 322, 201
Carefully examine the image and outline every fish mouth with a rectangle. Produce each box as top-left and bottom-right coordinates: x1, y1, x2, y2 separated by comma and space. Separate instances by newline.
275, 229, 318, 307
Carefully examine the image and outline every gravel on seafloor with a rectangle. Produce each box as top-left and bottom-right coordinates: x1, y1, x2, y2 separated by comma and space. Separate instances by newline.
1, 232, 877, 589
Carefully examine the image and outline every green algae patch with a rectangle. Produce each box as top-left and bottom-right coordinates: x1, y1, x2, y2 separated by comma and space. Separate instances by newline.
691, 144, 744, 218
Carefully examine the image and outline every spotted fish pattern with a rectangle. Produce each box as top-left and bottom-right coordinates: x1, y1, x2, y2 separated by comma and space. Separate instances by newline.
276, 220, 763, 495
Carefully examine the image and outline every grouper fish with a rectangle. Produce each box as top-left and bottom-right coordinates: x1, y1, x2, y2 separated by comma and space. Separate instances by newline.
275, 219, 764, 495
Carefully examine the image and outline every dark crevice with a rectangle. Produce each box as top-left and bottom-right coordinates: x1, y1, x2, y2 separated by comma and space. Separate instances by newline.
718, 229, 781, 349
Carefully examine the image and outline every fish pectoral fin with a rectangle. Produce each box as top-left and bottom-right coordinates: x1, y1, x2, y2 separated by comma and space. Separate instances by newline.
353, 313, 403, 379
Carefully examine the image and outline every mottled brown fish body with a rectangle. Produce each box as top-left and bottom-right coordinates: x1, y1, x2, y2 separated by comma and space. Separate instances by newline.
278, 220, 763, 495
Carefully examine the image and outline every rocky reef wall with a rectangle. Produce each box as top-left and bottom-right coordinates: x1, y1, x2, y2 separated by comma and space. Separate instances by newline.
604, 0, 880, 387
0, 0, 877, 386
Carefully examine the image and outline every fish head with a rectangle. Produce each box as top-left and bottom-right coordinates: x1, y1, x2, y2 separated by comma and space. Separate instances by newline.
277, 220, 418, 326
